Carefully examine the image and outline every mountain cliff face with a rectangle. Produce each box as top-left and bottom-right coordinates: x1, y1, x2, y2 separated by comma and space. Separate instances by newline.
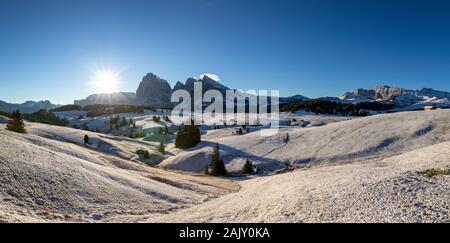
74, 92, 137, 106
0, 100, 60, 113
136, 73, 173, 108
339, 86, 450, 106
73, 72, 308, 108
174, 75, 230, 96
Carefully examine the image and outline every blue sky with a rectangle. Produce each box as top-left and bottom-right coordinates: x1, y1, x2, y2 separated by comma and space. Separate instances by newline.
1, 0, 450, 104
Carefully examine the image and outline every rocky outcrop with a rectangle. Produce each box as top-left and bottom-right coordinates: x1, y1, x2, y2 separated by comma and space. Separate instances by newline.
173, 81, 185, 92
178, 75, 230, 96
339, 86, 450, 107
136, 73, 173, 108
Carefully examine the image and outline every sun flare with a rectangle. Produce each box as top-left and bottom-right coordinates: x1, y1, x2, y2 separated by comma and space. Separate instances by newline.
90, 69, 121, 93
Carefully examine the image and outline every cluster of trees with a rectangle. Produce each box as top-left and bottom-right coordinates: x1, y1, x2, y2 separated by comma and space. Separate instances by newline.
3, 109, 68, 129
204, 143, 256, 177
87, 105, 144, 117
54, 104, 145, 117
282, 99, 369, 116
152, 116, 161, 122
0, 111, 12, 118
23, 109, 69, 126
157, 126, 170, 135
235, 125, 250, 135
175, 120, 201, 149
136, 149, 151, 159
152, 115, 171, 123
109, 116, 136, 130
51, 104, 82, 112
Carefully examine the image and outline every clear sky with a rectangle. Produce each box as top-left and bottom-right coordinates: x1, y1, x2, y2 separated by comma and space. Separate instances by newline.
1, 0, 450, 104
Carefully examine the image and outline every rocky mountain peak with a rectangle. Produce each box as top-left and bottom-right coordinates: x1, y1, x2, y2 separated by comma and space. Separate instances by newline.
136, 73, 173, 108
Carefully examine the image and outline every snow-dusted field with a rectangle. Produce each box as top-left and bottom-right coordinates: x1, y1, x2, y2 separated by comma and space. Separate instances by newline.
1, 110, 449, 222
133, 143, 450, 222
161, 110, 450, 174
0, 123, 238, 222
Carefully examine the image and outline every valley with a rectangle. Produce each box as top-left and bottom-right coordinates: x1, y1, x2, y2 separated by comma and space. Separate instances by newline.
1, 109, 449, 222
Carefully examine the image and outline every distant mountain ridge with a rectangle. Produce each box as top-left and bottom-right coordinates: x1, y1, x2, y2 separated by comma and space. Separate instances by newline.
339, 85, 450, 107
74, 92, 136, 106
0, 100, 60, 113
74, 72, 308, 108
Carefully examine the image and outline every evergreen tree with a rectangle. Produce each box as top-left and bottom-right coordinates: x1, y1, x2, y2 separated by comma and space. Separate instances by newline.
143, 150, 150, 159
158, 141, 165, 154
237, 127, 243, 135
241, 159, 254, 175
84, 134, 89, 145
204, 165, 209, 175
209, 143, 227, 176
6, 110, 26, 133
120, 117, 127, 127
175, 124, 201, 149
164, 125, 169, 135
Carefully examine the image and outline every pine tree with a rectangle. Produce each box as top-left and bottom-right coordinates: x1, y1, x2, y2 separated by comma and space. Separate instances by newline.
6, 110, 26, 133
158, 141, 165, 154
175, 124, 201, 149
143, 150, 150, 159
237, 127, 243, 135
120, 117, 127, 127
209, 143, 227, 176
84, 134, 89, 145
164, 125, 169, 135
241, 159, 254, 175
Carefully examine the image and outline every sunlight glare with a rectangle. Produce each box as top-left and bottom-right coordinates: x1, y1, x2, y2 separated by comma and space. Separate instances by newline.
90, 69, 121, 93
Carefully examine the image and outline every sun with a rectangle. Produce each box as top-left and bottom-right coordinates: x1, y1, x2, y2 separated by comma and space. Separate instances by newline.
90, 69, 121, 93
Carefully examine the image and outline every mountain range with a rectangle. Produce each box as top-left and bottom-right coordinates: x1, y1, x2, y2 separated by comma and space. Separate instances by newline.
0, 100, 60, 113
2, 74, 450, 113
337, 85, 450, 109
74, 73, 309, 108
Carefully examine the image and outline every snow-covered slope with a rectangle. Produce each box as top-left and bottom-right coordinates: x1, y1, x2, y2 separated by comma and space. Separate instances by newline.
0, 123, 238, 222
160, 110, 450, 173
139, 141, 450, 223
1, 110, 449, 222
